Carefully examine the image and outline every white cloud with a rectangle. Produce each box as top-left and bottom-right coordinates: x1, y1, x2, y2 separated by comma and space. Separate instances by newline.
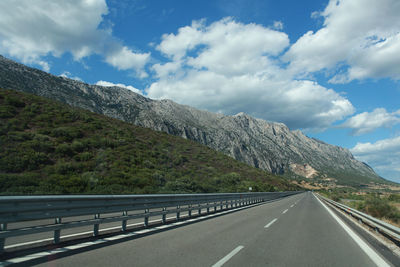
341, 108, 400, 135
59, 71, 82, 82
284, 0, 400, 82
272, 21, 283, 30
148, 18, 354, 130
351, 136, 400, 182
105, 45, 150, 78
96, 80, 142, 95
0, 0, 150, 75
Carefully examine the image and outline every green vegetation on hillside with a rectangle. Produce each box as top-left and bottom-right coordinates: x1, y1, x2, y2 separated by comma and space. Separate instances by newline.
321, 189, 400, 225
0, 89, 299, 194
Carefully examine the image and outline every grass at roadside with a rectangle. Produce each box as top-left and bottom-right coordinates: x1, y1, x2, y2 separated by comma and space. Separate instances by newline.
320, 189, 400, 227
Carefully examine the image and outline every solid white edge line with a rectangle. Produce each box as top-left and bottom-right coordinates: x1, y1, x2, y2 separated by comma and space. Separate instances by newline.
314, 193, 390, 267
264, 218, 278, 228
212, 245, 244, 267
282, 209, 288, 214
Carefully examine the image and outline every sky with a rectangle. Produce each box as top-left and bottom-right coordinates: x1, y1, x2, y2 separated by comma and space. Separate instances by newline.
0, 0, 399, 183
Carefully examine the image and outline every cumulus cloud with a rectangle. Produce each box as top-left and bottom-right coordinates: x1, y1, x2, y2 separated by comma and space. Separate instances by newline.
284, 0, 400, 82
272, 21, 284, 30
351, 136, 400, 182
147, 18, 354, 130
0, 0, 150, 75
59, 71, 82, 82
105, 46, 150, 78
340, 108, 400, 135
96, 80, 142, 95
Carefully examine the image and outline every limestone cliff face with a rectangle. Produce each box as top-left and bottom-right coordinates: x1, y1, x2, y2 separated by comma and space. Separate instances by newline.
0, 55, 382, 184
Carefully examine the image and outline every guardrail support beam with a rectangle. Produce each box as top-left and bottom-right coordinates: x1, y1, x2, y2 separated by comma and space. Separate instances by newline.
176, 205, 180, 220
0, 223, 7, 253
162, 208, 167, 224
144, 209, 149, 227
93, 214, 100, 236
122, 211, 128, 231
54, 217, 62, 243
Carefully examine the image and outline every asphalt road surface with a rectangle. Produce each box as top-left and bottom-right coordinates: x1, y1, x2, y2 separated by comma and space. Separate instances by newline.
23, 192, 398, 267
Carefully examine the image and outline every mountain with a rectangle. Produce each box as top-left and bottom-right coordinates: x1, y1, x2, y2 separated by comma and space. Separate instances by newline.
0, 89, 298, 194
0, 55, 386, 186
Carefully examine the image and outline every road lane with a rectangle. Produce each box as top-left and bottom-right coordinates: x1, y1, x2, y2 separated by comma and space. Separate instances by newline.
19, 192, 393, 266
228, 192, 379, 266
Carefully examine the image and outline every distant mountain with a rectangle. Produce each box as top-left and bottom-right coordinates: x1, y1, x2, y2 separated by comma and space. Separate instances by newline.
0, 55, 386, 186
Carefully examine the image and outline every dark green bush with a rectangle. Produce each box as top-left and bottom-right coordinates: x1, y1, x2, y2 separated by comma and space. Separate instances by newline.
0, 105, 17, 118
55, 143, 75, 157
5, 95, 25, 107
51, 127, 83, 141
74, 152, 93, 162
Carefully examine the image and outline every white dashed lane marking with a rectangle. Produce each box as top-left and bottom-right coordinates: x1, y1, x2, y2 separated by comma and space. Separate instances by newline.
264, 218, 278, 229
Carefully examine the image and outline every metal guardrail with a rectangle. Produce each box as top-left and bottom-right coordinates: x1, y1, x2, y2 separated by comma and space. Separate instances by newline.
318, 194, 400, 244
0, 192, 300, 253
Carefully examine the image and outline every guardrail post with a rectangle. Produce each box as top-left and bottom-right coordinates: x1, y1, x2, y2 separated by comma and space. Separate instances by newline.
122, 211, 128, 231
54, 217, 61, 243
144, 209, 149, 227
207, 203, 210, 214
188, 204, 192, 217
162, 208, 167, 224
198, 204, 201, 215
93, 214, 100, 236
214, 202, 217, 212
220, 201, 223, 210
0, 223, 7, 252
176, 205, 180, 220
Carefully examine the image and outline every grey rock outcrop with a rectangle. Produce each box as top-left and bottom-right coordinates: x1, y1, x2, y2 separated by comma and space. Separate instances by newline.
0, 55, 383, 184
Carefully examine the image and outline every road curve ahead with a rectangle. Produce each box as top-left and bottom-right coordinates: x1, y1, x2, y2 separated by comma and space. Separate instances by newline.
31, 192, 393, 267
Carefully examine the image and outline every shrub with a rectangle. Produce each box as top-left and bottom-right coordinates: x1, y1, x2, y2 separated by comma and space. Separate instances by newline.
53, 161, 81, 175
5, 95, 25, 107
0, 105, 17, 118
55, 143, 75, 157
74, 152, 93, 162
51, 127, 83, 141
71, 140, 85, 152
364, 198, 397, 219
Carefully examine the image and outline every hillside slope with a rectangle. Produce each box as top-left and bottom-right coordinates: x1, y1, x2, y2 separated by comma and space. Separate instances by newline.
0, 55, 386, 186
0, 89, 299, 194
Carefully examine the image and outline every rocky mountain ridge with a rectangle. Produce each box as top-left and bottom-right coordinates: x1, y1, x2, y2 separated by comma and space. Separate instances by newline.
0, 55, 384, 185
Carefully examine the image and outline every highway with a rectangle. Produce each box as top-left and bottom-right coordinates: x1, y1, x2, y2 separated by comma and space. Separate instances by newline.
18, 192, 395, 267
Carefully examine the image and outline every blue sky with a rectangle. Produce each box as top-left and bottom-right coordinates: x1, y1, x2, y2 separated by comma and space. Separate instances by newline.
0, 0, 399, 183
